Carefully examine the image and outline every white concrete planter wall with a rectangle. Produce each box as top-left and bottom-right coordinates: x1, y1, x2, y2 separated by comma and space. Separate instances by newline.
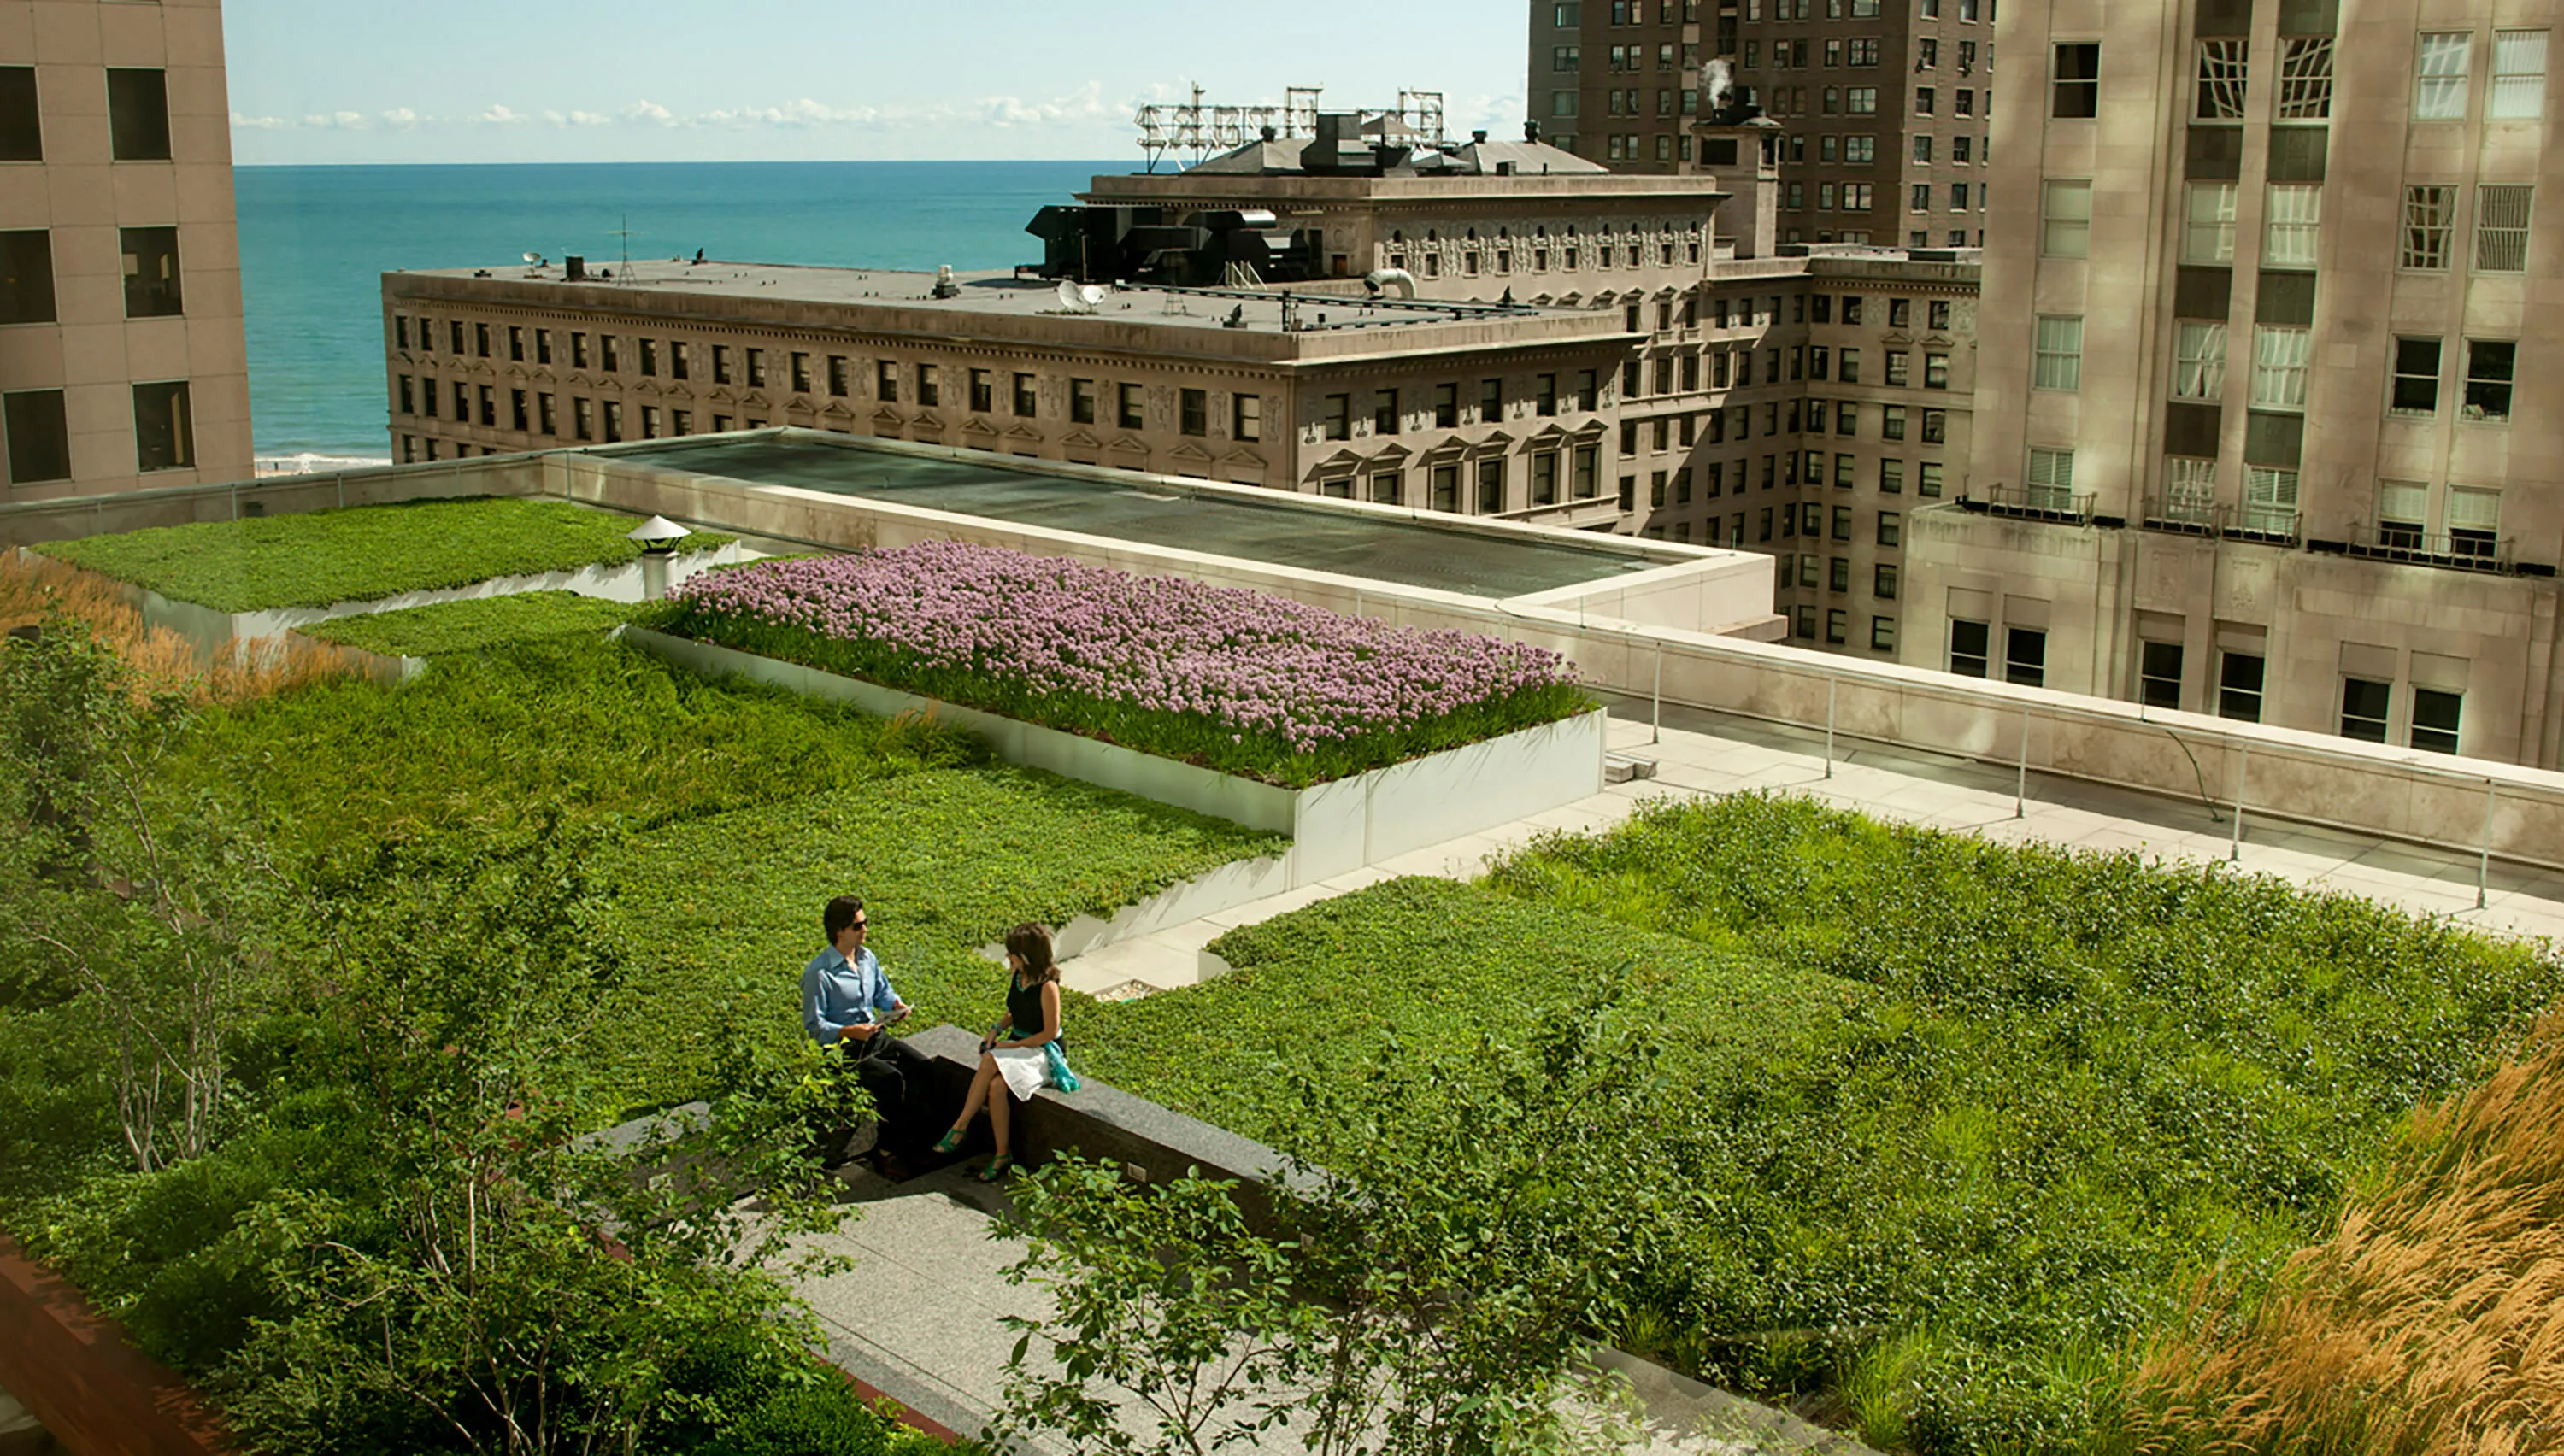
23, 544, 751, 664
626, 628, 1606, 903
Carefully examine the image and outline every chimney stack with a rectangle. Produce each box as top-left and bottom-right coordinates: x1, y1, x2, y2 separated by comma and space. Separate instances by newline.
1692, 117, 1782, 261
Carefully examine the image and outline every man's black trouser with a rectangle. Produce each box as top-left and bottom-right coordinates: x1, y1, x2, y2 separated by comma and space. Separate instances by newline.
842, 1036, 940, 1162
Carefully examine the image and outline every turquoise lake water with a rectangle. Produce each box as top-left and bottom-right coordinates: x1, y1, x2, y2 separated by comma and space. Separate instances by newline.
236, 161, 1116, 463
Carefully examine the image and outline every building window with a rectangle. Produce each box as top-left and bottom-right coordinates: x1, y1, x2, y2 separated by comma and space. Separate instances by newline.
1920, 409, 1948, 443
2032, 315, 2083, 391
1477, 457, 1506, 514
2416, 32, 2473, 120
2179, 180, 2238, 265
2264, 185, 2322, 268
1320, 477, 1353, 500
970, 369, 996, 414
1826, 609, 1849, 645
2139, 641, 2184, 709
2173, 321, 2228, 401
2243, 467, 2299, 535
2220, 652, 2266, 722
1578, 370, 1600, 410
1369, 469, 1402, 505
1533, 451, 1559, 504
826, 355, 848, 397
708, 343, 727, 384
601, 403, 625, 443
745, 348, 766, 387
119, 227, 182, 318
510, 388, 528, 432
451, 320, 468, 355
2390, 338, 2441, 414
2491, 31, 2549, 119
573, 397, 594, 442
788, 350, 809, 393
602, 334, 621, 373
639, 405, 660, 440
2401, 185, 2455, 270
2, 389, 69, 482
2026, 447, 2076, 509
0, 231, 56, 325
2475, 185, 2533, 272
0, 66, 38, 161
2250, 326, 2311, 410
2278, 37, 2335, 120
1373, 388, 1399, 436
2052, 42, 2100, 117
2340, 678, 2391, 743
2449, 485, 2502, 557
2412, 689, 2464, 753
1179, 387, 1207, 437
2163, 456, 2219, 524
2196, 38, 2250, 120
104, 68, 170, 161
538, 393, 557, 436
1924, 354, 1950, 390
136, 383, 197, 471
2042, 180, 2092, 257
671, 409, 691, 437
1322, 393, 1350, 440
919, 364, 942, 408
1431, 464, 1459, 512
2003, 628, 2047, 688
1232, 392, 1261, 441
1016, 373, 1039, 419
1072, 379, 1097, 425
875, 361, 899, 403
1950, 619, 1991, 678
2464, 340, 2516, 421
2377, 479, 2428, 548
1573, 444, 1600, 498
1877, 510, 1902, 547
536, 329, 554, 365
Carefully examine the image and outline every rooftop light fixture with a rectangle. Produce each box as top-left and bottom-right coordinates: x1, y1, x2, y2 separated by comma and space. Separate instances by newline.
626, 515, 692, 555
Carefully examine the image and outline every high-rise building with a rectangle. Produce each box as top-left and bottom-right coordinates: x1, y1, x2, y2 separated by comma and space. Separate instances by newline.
0, 0, 252, 501
1914, 0, 2564, 768
1534, 0, 1997, 250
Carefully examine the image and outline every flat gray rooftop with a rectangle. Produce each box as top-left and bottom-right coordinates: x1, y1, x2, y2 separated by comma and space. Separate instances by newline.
409, 261, 1545, 336
609, 435, 1662, 597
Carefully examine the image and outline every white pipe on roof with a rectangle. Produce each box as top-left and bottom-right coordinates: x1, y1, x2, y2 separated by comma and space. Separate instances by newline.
1365, 268, 1419, 300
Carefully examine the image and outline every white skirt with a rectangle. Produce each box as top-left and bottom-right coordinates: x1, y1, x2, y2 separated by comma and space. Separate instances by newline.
992, 1046, 1048, 1102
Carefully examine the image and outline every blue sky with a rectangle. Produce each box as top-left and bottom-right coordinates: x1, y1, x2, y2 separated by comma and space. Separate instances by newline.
224, 1, 1529, 165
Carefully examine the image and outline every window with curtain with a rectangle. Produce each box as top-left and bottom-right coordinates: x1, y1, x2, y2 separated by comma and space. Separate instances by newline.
2250, 326, 2312, 410
2401, 185, 2455, 269
2264, 185, 2322, 267
2196, 39, 2249, 120
2244, 467, 2300, 535
2041, 180, 2092, 257
2026, 446, 2075, 508
2278, 38, 2335, 119
2174, 321, 2227, 400
2491, 31, 2548, 118
2033, 315, 2084, 390
2163, 455, 2218, 524
2185, 181, 2238, 263
2415, 32, 2472, 120
2476, 185, 2533, 271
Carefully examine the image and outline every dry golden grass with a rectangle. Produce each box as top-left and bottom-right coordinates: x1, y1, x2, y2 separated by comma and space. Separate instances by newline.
1, 549, 356, 704
2120, 1009, 2564, 1456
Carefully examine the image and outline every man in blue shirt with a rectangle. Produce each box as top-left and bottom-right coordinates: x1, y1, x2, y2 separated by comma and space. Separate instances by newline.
803, 894, 934, 1174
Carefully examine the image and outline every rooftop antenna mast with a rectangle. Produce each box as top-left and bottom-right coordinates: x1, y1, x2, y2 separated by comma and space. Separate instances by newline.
609, 212, 637, 284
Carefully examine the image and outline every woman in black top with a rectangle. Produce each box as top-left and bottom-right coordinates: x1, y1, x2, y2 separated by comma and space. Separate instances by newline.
931, 922, 1063, 1181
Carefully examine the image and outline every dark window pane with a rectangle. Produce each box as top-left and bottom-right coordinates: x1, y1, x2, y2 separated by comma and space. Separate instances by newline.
1949, 619, 1991, 678
132, 380, 194, 471
0, 230, 56, 325
106, 69, 171, 161
2219, 652, 2266, 722
2412, 689, 2462, 754
3, 389, 71, 483
2339, 678, 2391, 742
2139, 640, 2184, 708
2005, 627, 2048, 688
0, 67, 39, 161
120, 226, 183, 318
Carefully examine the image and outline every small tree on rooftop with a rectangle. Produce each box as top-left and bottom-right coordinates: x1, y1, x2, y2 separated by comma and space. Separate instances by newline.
994, 979, 1673, 1456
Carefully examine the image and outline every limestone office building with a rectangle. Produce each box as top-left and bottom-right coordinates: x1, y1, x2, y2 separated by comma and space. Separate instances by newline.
1913, 0, 2564, 769
0, 0, 254, 500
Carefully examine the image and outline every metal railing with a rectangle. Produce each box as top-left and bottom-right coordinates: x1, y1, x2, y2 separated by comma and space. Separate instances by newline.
2340, 523, 2514, 573
1967, 482, 2096, 525
2138, 497, 2300, 545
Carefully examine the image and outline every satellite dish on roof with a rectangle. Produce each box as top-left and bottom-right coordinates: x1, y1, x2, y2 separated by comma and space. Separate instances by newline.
1056, 279, 1106, 314
523, 251, 543, 265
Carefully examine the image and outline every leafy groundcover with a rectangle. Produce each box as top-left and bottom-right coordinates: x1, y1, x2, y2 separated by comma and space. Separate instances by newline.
36, 497, 734, 613
653, 541, 1591, 788
296, 590, 639, 658
1082, 796, 2564, 1456
0, 630, 1277, 1453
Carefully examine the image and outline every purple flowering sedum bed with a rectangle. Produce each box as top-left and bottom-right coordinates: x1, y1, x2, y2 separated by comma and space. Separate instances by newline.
657, 542, 1591, 788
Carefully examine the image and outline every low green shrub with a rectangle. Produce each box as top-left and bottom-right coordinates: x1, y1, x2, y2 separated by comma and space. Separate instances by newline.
1095, 796, 2564, 1455
297, 590, 637, 656
35, 497, 735, 612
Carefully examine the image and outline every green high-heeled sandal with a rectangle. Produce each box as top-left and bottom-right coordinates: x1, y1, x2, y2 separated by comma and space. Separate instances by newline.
930, 1130, 964, 1155
976, 1153, 1014, 1183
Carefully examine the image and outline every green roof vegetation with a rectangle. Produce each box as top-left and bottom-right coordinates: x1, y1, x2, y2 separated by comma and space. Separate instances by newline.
0, 631, 1276, 1453
297, 590, 640, 657
1088, 795, 2564, 1455
34, 497, 736, 613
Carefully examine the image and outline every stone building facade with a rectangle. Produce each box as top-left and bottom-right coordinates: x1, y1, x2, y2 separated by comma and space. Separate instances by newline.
1920, 0, 2564, 767
0, 0, 251, 501
1532, 0, 1998, 249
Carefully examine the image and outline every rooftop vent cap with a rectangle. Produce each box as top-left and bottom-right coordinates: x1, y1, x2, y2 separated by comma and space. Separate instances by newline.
627, 515, 693, 554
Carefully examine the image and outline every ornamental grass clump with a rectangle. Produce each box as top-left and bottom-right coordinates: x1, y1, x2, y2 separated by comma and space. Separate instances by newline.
661, 543, 1588, 787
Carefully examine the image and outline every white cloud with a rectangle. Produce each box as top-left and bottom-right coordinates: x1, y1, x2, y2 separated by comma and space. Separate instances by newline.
624, 99, 679, 126
382, 107, 420, 129
478, 103, 529, 125
568, 110, 614, 126
230, 111, 291, 130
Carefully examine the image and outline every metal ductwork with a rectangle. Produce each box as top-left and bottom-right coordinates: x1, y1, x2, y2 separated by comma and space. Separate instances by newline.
1364, 267, 1419, 300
